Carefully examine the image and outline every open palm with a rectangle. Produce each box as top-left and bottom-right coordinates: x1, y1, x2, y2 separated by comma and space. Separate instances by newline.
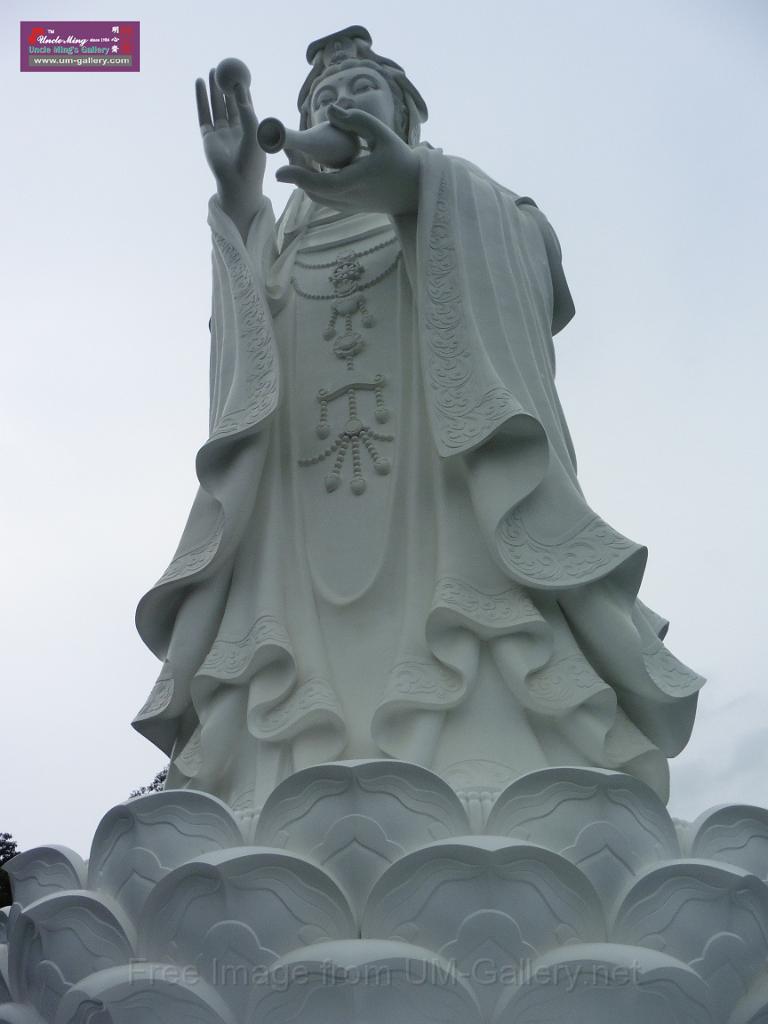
195, 66, 265, 200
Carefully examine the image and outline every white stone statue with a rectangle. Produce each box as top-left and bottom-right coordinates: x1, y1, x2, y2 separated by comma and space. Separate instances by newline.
7, 29, 767, 1024
132, 25, 704, 826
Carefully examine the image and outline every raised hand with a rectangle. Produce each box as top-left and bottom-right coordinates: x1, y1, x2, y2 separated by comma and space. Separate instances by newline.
195, 60, 265, 238
275, 104, 420, 216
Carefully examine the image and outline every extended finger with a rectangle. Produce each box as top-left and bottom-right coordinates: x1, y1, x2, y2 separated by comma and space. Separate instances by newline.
208, 68, 228, 124
327, 104, 390, 146
219, 80, 241, 126
275, 162, 364, 193
195, 77, 213, 134
234, 82, 257, 140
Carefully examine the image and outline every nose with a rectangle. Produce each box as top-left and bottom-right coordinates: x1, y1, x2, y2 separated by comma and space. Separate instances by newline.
336, 97, 354, 109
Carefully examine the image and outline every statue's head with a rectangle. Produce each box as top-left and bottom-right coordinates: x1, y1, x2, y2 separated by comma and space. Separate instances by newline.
298, 26, 428, 145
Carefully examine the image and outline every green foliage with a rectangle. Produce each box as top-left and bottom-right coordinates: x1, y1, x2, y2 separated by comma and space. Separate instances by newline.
130, 764, 169, 799
0, 832, 18, 908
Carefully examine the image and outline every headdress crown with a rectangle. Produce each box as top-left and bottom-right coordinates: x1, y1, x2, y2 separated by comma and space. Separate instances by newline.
298, 25, 428, 144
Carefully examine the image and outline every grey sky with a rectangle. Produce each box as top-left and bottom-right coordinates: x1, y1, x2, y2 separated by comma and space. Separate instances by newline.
2, 0, 766, 855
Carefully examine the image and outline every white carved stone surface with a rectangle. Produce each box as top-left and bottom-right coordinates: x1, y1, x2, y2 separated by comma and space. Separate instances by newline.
2, 762, 768, 1022
9, 891, 135, 1022
247, 940, 484, 1023
493, 944, 716, 1023
140, 848, 355, 1020
3, 849, 87, 911
363, 836, 605, 1019
253, 759, 470, 916
690, 805, 768, 880
55, 965, 238, 1024
612, 860, 768, 1020
87, 790, 244, 925
0, 1006, 46, 1024
485, 766, 681, 913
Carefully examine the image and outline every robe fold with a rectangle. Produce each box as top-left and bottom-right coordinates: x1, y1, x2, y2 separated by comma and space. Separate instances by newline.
133, 147, 703, 826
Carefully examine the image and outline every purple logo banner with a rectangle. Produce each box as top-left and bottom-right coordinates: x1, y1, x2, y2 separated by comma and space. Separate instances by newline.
20, 21, 140, 72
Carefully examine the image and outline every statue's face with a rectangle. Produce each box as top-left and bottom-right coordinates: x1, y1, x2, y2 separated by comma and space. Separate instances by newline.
309, 65, 397, 132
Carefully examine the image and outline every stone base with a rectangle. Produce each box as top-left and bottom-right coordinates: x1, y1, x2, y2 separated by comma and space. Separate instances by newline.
2, 761, 768, 1023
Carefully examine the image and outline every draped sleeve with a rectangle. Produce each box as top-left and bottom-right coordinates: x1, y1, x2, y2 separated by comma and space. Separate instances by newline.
133, 196, 282, 751
397, 149, 703, 770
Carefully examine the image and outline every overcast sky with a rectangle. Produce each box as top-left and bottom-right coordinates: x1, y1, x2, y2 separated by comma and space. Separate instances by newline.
2, 0, 766, 855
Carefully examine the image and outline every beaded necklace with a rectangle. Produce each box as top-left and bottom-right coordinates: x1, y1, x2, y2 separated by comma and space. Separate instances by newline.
292, 234, 400, 370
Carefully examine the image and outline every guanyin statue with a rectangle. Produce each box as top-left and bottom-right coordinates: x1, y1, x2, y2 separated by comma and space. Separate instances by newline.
132, 24, 704, 828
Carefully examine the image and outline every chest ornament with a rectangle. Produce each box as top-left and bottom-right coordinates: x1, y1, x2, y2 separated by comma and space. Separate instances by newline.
298, 375, 394, 495
292, 235, 401, 370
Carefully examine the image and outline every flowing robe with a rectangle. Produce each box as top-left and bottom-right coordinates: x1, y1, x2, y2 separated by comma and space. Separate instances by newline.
133, 147, 704, 829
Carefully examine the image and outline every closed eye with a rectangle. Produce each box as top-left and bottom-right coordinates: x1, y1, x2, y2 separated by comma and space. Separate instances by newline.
313, 89, 336, 108
351, 76, 378, 94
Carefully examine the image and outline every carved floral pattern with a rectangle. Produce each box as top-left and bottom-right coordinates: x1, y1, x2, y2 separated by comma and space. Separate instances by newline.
526, 653, 605, 706
497, 508, 638, 587
196, 615, 291, 681
208, 232, 279, 442
252, 677, 343, 739
423, 175, 522, 454
643, 643, 705, 697
433, 576, 541, 630
385, 660, 463, 706
153, 511, 226, 588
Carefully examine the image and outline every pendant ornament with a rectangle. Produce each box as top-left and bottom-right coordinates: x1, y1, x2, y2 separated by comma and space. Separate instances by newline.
298, 375, 394, 495
292, 236, 400, 369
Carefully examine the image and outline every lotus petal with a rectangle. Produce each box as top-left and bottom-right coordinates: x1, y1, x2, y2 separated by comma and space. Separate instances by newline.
494, 943, 715, 1023
139, 847, 355, 1016
613, 859, 768, 1019
0, 1005, 46, 1024
254, 759, 470, 916
486, 767, 680, 913
247, 939, 483, 1024
691, 805, 768, 880
54, 964, 236, 1024
363, 836, 604, 1018
88, 791, 243, 925
9, 891, 134, 1022
3, 849, 86, 911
